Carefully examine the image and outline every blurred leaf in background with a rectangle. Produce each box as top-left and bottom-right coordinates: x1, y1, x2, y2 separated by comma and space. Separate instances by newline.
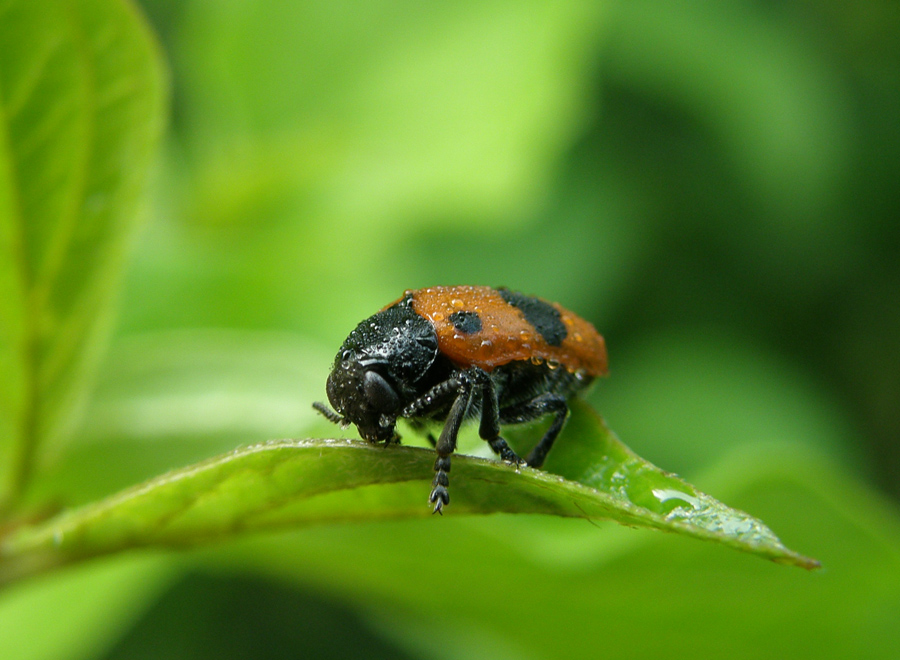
2, 0, 900, 659
0, 0, 165, 510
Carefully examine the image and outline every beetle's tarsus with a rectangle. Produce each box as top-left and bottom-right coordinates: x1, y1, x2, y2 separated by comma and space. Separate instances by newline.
430, 455, 451, 513
430, 484, 449, 514
487, 435, 523, 466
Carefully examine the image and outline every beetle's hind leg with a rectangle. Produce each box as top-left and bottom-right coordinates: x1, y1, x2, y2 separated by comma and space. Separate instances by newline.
498, 393, 569, 468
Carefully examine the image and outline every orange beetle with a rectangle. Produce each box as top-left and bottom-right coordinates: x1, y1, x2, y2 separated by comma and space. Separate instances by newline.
314, 286, 607, 513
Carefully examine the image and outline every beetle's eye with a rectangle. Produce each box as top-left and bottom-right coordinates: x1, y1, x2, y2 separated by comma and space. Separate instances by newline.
363, 370, 400, 411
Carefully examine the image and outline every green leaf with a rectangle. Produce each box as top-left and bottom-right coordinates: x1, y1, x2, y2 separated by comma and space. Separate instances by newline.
0, 0, 167, 508
606, 2, 848, 220
175, 1, 609, 230
0, 402, 817, 583
0, 554, 177, 660
235, 448, 898, 660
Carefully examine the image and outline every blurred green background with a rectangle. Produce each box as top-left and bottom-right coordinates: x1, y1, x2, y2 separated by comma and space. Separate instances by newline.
4, 0, 900, 658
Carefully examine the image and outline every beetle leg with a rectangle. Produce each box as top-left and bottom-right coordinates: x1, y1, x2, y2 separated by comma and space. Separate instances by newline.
477, 374, 525, 467
400, 377, 461, 419
429, 379, 475, 514
498, 393, 569, 468
400, 374, 472, 513
404, 368, 528, 512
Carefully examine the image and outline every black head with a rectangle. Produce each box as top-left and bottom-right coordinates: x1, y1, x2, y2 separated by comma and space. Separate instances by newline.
317, 298, 439, 444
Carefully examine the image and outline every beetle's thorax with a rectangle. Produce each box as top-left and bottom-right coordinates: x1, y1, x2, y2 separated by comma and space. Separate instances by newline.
326, 299, 439, 443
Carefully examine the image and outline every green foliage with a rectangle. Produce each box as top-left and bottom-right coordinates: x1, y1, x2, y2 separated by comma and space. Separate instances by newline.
0, 0, 165, 509
2, 0, 900, 659
0, 401, 816, 582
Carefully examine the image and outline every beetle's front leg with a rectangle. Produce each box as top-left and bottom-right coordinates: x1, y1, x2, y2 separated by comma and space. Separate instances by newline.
403, 369, 491, 513
428, 375, 477, 514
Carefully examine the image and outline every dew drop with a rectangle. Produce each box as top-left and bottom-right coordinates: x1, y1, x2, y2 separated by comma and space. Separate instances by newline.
652, 488, 702, 509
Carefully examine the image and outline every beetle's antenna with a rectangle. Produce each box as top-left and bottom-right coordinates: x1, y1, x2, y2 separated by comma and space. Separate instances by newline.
313, 401, 346, 426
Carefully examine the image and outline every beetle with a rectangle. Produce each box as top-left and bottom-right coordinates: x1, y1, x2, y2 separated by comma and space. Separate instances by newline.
313, 285, 608, 513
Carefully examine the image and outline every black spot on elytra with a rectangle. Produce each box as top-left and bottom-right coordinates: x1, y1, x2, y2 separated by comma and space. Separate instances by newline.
498, 288, 567, 346
449, 310, 482, 334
